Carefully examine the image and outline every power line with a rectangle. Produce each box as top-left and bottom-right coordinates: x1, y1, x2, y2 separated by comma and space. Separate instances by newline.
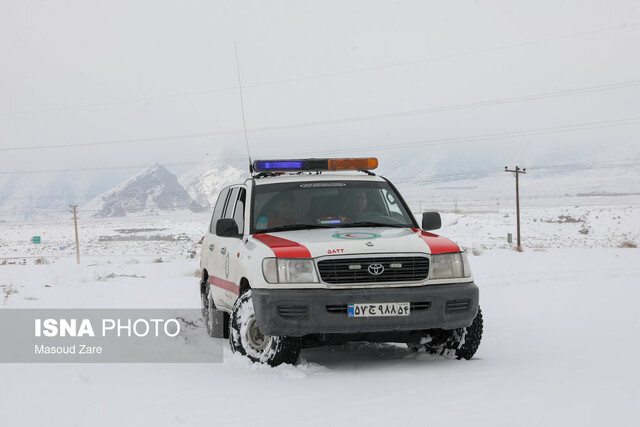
395, 158, 640, 187
0, 158, 247, 175
2, 117, 639, 176
2, 79, 640, 153
395, 168, 501, 186
0, 210, 70, 213
0, 190, 212, 201
0, 131, 241, 152
7, 162, 638, 202
2, 22, 637, 117
300, 117, 640, 155
229, 80, 640, 134
2, 158, 638, 206
246, 23, 640, 89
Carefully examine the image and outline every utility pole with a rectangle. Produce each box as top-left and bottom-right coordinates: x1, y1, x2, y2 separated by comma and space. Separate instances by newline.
505, 166, 526, 250
70, 205, 80, 264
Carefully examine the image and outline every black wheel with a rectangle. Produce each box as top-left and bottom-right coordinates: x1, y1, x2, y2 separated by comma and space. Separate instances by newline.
229, 289, 301, 366
408, 307, 483, 360
454, 307, 483, 360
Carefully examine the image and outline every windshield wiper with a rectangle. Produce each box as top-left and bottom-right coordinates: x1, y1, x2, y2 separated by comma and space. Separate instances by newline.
341, 221, 408, 228
263, 224, 331, 233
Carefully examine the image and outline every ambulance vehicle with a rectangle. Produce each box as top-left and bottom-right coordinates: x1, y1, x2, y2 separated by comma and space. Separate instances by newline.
199, 158, 482, 366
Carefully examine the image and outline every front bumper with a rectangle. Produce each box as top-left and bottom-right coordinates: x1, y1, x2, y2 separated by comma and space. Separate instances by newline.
252, 282, 479, 337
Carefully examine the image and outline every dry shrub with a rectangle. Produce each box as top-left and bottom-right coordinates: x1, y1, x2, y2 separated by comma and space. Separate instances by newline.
2, 285, 18, 305
619, 240, 637, 248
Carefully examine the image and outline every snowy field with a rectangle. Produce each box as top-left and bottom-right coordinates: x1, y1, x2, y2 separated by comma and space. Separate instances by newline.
1, 200, 639, 426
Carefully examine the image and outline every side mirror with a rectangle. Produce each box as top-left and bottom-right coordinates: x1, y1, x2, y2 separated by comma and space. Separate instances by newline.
216, 218, 240, 238
421, 212, 441, 231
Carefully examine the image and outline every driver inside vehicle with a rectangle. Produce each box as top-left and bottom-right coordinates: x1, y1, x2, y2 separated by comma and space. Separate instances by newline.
267, 194, 297, 228
345, 190, 368, 222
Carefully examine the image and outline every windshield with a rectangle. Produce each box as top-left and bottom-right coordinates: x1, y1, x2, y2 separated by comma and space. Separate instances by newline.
251, 180, 416, 233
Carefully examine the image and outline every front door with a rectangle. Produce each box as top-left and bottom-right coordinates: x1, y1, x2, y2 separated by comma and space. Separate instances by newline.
214, 186, 246, 310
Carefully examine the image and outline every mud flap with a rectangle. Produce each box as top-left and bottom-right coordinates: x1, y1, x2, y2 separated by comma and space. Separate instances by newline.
209, 308, 229, 339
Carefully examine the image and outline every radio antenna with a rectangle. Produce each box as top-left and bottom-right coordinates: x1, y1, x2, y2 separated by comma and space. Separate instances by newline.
234, 43, 254, 174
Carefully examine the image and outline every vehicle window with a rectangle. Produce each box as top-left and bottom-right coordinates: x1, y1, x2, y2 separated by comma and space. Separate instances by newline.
382, 189, 402, 215
209, 187, 230, 234
252, 180, 415, 233
233, 188, 246, 234
223, 188, 239, 219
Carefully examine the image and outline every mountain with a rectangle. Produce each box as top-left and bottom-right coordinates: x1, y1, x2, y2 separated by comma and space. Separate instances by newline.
0, 154, 246, 222
0, 169, 135, 221
85, 163, 204, 217
179, 158, 248, 209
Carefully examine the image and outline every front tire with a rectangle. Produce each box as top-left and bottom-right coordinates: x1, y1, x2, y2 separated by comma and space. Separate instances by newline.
408, 307, 483, 360
229, 289, 301, 366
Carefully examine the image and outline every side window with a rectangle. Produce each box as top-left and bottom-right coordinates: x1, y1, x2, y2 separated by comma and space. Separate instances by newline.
209, 188, 230, 234
233, 188, 246, 235
223, 188, 240, 219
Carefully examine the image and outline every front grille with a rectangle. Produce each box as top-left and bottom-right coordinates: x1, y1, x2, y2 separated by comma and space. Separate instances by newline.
445, 300, 471, 313
325, 301, 431, 314
317, 256, 429, 284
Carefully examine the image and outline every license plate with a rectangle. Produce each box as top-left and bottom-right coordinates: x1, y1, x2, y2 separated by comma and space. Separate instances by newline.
347, 302, 410, 318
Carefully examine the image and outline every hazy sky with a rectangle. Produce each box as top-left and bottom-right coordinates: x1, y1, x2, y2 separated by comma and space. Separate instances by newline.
1, 0, 639, 179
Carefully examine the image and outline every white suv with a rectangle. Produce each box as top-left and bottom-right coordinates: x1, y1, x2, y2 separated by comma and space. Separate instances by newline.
199, 158, 482, 366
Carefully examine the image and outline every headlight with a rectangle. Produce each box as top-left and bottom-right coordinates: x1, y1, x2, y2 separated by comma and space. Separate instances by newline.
461, 253, 472, 278
431, 253, 472, 279
262, 258, 319, 284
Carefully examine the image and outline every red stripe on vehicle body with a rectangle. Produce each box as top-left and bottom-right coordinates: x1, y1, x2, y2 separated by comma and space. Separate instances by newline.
210, 276, 240, 295
412, 228, 460, 254
252, 234, 312, 258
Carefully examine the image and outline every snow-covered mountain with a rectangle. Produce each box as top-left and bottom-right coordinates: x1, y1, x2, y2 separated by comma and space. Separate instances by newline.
0, 169, 135, 221
84, 163, 204, 217
179, 159, 248, 209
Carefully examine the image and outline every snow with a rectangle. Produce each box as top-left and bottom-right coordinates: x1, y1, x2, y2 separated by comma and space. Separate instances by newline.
179, 159, 247, 208
1, 198, 639, 426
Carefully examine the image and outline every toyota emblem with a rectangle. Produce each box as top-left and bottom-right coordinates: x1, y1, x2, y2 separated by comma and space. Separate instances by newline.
368, 263, 384, 275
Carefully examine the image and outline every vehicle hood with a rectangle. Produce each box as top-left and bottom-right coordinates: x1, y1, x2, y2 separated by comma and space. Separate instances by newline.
251, 227, 460, 258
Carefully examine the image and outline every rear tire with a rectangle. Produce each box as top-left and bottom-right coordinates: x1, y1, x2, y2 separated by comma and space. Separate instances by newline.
200, 279, 209, 318
229, 289, 301, 366
201, 279, 212, 335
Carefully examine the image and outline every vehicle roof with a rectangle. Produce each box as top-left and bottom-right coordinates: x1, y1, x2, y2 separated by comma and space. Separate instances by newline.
252, 173, 386, 186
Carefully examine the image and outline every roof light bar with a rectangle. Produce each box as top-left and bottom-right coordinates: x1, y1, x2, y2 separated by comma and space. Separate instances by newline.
253, 158, 378, 173
328, 158, 378, 170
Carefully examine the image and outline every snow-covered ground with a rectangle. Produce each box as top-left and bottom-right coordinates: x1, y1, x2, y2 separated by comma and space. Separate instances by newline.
1, 200, 639, 426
